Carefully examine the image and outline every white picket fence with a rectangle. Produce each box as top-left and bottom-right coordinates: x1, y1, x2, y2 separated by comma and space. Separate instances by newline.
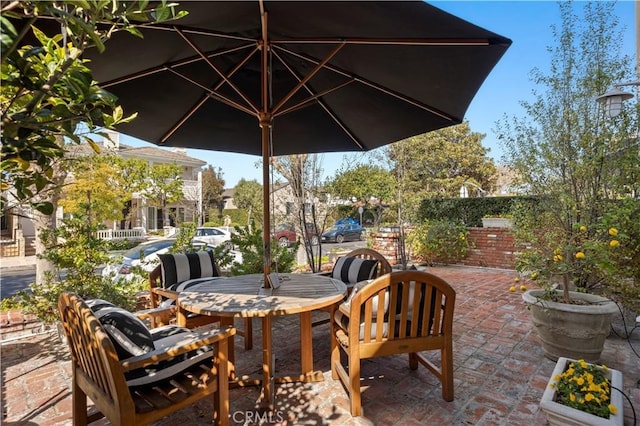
96, 228, 146, 241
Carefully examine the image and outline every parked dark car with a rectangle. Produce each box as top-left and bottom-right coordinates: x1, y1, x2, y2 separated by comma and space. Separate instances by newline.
321, 223, 365, 244
273, 223, 319, 247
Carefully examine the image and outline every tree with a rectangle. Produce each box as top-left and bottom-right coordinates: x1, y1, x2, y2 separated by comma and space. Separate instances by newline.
144, 163, 184, 229
271, 154, 333, 272
388, 121, 497, 197
1, 1, 185, 285
60, 155, 129, 224
329, 163, 396, 227
201, 165, 225, 222
233, 179, 263, 229
496, 2, 638, 307
1, 1, 185, 214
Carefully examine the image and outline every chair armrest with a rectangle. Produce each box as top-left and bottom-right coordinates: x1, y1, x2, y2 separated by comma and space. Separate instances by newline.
120, 324, 236, 372
135, 306, 176, 328
151, 288, 180, 300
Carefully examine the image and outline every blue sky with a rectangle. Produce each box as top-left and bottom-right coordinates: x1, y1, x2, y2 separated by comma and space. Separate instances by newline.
118, 1, 638, 187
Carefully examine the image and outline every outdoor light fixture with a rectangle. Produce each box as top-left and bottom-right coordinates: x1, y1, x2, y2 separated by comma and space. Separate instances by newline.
596, 80, 639, 118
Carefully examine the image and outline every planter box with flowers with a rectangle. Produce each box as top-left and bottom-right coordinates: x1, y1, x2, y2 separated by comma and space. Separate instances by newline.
541, 357, 623, 426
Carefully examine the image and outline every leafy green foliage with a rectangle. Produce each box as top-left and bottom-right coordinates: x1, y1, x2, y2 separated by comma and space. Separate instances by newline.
9, 215, 144, 323
1, 1, 186, 213
201, 165, 226, 222
407, 220, 469, 265
418, 196, 535, 227
233, 179, 263, 228
229, 225, 297, 276
496, 2, 639, 309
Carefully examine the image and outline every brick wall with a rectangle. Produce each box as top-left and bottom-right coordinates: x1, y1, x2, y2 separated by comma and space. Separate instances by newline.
371, 227, 517, 270
460, 227, 516, 269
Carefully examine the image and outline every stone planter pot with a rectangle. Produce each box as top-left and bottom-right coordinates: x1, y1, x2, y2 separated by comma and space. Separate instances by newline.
540, 357, 623, 426
522, 290, 618, 362
481, 217, 513, 228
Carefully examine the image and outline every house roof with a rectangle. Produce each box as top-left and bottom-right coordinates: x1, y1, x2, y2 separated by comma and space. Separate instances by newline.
66, 141, 206, 167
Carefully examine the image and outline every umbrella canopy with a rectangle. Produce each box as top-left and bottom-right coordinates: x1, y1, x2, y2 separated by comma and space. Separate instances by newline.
86, 1, 511, 286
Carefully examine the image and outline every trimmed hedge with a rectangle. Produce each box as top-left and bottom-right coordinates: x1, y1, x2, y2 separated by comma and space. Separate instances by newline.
417, 196, 538, 226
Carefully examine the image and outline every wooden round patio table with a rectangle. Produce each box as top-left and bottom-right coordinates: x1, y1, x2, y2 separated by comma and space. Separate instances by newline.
178, 273, 347, 406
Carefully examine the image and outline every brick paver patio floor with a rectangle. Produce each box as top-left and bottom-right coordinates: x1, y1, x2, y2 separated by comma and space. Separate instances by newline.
2, 266, 639, 425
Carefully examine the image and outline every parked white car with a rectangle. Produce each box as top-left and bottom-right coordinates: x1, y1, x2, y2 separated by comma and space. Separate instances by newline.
193, 227, 234, 249
102, 238, 231, 282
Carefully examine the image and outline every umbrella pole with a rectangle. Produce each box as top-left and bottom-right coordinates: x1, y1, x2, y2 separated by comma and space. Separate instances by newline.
260, 5, 272, 289
260, 114, 272, 288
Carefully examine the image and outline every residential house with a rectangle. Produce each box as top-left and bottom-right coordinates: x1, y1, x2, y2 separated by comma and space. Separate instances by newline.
1, 132, 206, 258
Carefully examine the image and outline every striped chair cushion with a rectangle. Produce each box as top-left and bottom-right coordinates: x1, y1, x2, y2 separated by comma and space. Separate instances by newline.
157, 250, 218, 289
125, 325, 213, 387
87, 299, 155, 359
331, 257, 378, 285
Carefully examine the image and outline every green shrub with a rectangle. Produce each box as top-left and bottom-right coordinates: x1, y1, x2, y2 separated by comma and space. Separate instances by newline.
229, 225, 297, 276
11, 216, 145, 323
407, 219, 469, 265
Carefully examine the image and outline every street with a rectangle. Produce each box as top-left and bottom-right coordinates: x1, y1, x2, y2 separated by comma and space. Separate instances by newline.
0, 240, 366, 300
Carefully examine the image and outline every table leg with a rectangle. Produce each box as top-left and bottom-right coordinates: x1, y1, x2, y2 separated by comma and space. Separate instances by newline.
260, 316, 275, 407
299, 311, 313, 378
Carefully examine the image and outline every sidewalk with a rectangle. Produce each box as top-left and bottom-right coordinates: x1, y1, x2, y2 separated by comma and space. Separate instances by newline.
2, 266, 639, 425
0, 255, 37, 272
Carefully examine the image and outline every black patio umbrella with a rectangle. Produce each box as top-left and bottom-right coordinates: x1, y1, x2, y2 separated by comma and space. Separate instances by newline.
86, 1, 511, 286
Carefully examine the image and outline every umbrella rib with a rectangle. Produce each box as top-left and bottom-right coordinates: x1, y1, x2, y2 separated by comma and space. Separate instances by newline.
138, 23, 256, 43
174, 26, 260, 115
99, 43, 255, 88
270, 37, 496, 47
272, 50, 365, 151
275, 80, 354, 117
271, 43, 345, 115
274, 45, 459, 123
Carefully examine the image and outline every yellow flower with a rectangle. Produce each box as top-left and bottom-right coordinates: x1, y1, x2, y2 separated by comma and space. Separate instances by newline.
609, 404, 618, 415
509, 286, 516, 292
514, 277, 520, 283
610, 239, 619, 247
530, 271, 538, 280
609, 227, 618, 236
575, 251, 585, 259
585, 393, 595, 402
520, 285, 527, 291
576, 377, 585, 386
553, 254, 563, 262
569, 393, 576, 402
579, 225, 587, 232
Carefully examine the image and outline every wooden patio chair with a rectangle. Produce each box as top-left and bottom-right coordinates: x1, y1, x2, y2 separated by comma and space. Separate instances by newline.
145, 254, 253, 350
57, 292, 234, 426
314, 248, 393, 327
331, 270, 456, 416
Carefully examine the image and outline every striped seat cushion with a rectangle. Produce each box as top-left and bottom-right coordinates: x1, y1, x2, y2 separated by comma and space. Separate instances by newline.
87, 299, 155, 359
125, 325, 213, 387
157, 250, 218, 289
331, 257, 378, 286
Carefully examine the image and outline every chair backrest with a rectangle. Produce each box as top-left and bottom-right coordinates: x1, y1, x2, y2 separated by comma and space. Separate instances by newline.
148, 252, 222, 308
346, 248, 392, 278
57, 292, 134, 424
344, 270, 455, 355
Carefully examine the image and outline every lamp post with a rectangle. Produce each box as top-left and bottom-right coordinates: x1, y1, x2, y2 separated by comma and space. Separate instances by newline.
596, 80, 639, 117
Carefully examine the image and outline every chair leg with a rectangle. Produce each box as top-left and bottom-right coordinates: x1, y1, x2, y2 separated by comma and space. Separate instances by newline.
441, 346, 454, 401
72, 371, 88, 425
330, 313, 340, 380
348, 348, 362, 416
409, 352, 418, 370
